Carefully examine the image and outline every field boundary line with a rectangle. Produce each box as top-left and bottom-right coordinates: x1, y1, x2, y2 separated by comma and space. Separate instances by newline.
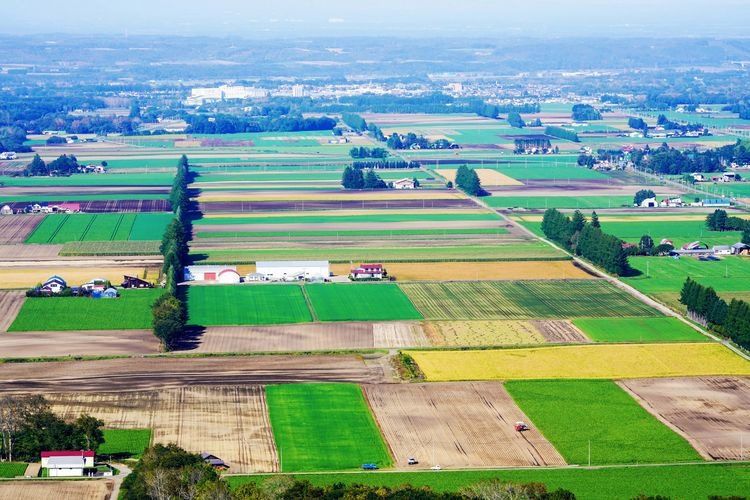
300, 284, 319, 322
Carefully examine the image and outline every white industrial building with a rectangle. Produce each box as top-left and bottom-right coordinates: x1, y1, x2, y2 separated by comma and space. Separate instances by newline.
184, 265, 241, 283
255, 261, 330, 281
186, 85, 268, 105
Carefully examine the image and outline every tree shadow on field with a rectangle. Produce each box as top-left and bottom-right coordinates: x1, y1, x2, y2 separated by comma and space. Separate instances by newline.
172, 325, 205, 351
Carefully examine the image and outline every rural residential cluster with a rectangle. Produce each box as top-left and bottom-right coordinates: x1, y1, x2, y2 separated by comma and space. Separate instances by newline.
1, 4, 750, 500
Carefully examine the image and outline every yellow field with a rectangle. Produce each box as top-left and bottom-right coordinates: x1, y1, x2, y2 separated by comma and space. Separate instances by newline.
330, 260, 593, 281
0, 266, 158, 289
406, 343, 750, 381
201, 208, 488, 219
424, 320, 546, 346
197, 190, 467, 202
435, 168, 523, 186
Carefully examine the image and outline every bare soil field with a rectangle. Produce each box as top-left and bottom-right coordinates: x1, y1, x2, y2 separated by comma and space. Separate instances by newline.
530, 320, 590, 343
1, 186, 170, 196
0, 244, 63, 261
435, 168, 524, 186
335, 261, 593, 281
0, 290, 25, 332
198, 220, 504, 234
197, 190, 467, 202
363, 382, 566, 469
0, 329, 159, 358
373, 322, 429, 348
424, 321, 546, 346
0, 266, 158, 289
199, 198, 478, 212
0, 215, 44, 244
0, 480, 113, 500
49, 386, 278, 473
0, 354, 385, 392
619, 377, 750, 460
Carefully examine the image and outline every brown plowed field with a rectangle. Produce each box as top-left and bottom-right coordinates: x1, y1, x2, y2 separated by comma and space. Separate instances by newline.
424, 321, 546, 346
0, 290, 25, 332
0, 354, 385, 392
0, 244, 63, 261
619, 377, 750, 461
0, 215, 44, 244
364, 382, 566, 469
0, 480, 113, 500
49, 386, 278, 473
339, 261, 592, 281
531, 320, 590, 343
197, 220, 503, 233
0, 329, 159, 357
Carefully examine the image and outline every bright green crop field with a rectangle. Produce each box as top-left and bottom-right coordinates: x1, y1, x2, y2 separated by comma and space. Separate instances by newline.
98, 429, 152, 458
486, 195, 632, 209
400, 280, 658, 320
195, 212, 501, 226
0, 173, 174, 186
225, 463, 750, 500
505, 380, 702, 465
0, 463, 27, 478
196, 228, 506, 239
625, 256, 750, 294
306, 283, 422, 321
128, 213, 175, 240
8, 289, 160, 331
266, 383, 392, 472
186, 285, 312, 326
572, 317, 708, 343
25, 213, 171, 244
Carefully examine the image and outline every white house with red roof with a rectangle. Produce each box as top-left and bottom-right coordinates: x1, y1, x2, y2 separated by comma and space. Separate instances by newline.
351, 263, 385, 280
41, 450, 94, 477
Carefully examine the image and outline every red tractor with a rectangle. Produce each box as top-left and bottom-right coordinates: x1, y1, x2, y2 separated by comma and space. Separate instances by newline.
515, 421, 530, 432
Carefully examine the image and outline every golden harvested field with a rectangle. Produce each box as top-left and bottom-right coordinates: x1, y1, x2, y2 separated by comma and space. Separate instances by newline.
0, 266, 159, 289
197, 190, 467, 202
49, 386, 278, 473
333, 261, 593, 281
424, 321, 546, 346
0, 480, 113, 500
406, 343, 750, 381
435, 168, 524, 186
364, 382, 565, 468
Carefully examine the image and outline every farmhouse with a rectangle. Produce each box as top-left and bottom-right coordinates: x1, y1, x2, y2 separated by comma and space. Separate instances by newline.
184, 265, 241, 283
732, 242, 750, 255
392, 178, 416, 190
55, 203, 81, 213
41, 275, 66, 294
659, 197, 683, 208
351, 263, 385, 279
256, 260, 330, 281
81, 278, 108, 293
41, 451, 94, 477
201, 452, 229, 470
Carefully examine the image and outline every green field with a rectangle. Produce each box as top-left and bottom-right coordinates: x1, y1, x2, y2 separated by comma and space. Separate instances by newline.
195, 212, 501, 226
625, 255, 750, 294
0, 463, 26, 478
572, 317, 709, 342
266, 383, 392, 472
0, 173, 174, 186
400, 280, 658, 320
60, 240, 162, 256
306, 283, 422, 321
25, 213, 172, 244
196, 228, 507, 239
8, 289, 160, 331
0, 193, 167, 203
98, 429, 152, 458
486, 195, 632, 209
225, 463, 750, 500
186, 285, 312, 326
505, 380, 702, 465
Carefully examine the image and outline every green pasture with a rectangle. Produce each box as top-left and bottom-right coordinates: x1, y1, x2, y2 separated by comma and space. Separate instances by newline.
505, 380, 702, 465
0, 463, 27, 478
8, 289, 160, 331
129, 213, 175, 240
400, 280, 658, 320
98, 429, 152, 458
186, 285, 312, 326
196, 228, 507, 239
625, 255, 750, 294
306, 283, 422, 321
0, 173, 174, 186
486, 195, 632, 209
25, 213, 172, 244
194, 212, 501, 226
0, 193, 167, 203
572, 317, 708, 343
266, 383, 392, 472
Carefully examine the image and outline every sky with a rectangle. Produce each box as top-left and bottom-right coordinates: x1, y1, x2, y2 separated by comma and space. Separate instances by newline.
2, 0, 749, 38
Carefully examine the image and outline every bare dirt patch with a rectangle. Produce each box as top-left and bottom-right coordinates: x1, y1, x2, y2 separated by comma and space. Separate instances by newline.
0, 480, 113, 500
0, 244, 63, 261
49, 386, 278, 473
0, 215, 45, 244
0, 354, 385, 392
424, 320, 546, 346
364, 382, 566, 469
0, 329, 158, 358
435, 168, 524, 186
0, 290, 25, 332
530, 320, 590, 343
373, 322, 429, 348
619, 377, 750, 460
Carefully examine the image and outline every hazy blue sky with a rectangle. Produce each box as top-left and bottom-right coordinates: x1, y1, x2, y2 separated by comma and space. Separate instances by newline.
2, 0, 749, 37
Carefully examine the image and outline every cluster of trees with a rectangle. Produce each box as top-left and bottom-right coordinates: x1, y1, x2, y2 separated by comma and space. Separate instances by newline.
656, 114, 705, 133
628, 117, 648, 131
507, 111, 526, 128
455, 165, 485, 196
541, 209, 630, 276
475, 102, 540, 119
0, 395, 104, 462
153, 155, 191, 349
706, 209, 750, 233
631, 143, 726, 174
545, 126, 580, 142
24, 154, 80, 177
340, 113, 385, 140
341, 166, 387, 190
351, 159, 420, 170
681, 278, 750, 350
185, 114, 336, 134
572, 104, 602, 121
0, 126, 31, 153
722, 103, 750, 120
386, 132, 454, 150
634, 189, 656, 206
515, 138, 554, 154
349, 146, 388, 159
631, 235, 674, 256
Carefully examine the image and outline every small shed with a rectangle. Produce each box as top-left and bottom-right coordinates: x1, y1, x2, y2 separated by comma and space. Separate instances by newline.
731, 243, 750, 255
639, 197, 657, 208
102, 287, 118, 298
245, 272, 268, 282
121, 275, 154, 288
0, 205, 12, 215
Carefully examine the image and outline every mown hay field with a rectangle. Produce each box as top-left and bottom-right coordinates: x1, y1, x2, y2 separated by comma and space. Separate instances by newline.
572, 317, 709, 343
0, 266, 158, 289
625, 256, 750, 294
307, 283, 422, 322
406, 343, 750, 381
424, 320, 547, 346
187, 285, 312, 326
266, 383, 392, 472
434, 168, 523, 186
361, 260, 593, 281
400, 280, 657, 320
505, 380, 702, 465
8, 289, 160, 331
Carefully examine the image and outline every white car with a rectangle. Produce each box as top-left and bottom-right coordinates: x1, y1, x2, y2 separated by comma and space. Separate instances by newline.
430, 464, 442, 470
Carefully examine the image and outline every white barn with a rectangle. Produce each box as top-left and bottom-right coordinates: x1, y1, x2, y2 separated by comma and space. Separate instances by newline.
256, 261, 330, 281
184, 265, 241, 283
41, 451, 94, 477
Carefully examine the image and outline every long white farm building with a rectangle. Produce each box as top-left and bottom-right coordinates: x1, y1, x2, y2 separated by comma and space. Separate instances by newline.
255, 261, 330, 281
